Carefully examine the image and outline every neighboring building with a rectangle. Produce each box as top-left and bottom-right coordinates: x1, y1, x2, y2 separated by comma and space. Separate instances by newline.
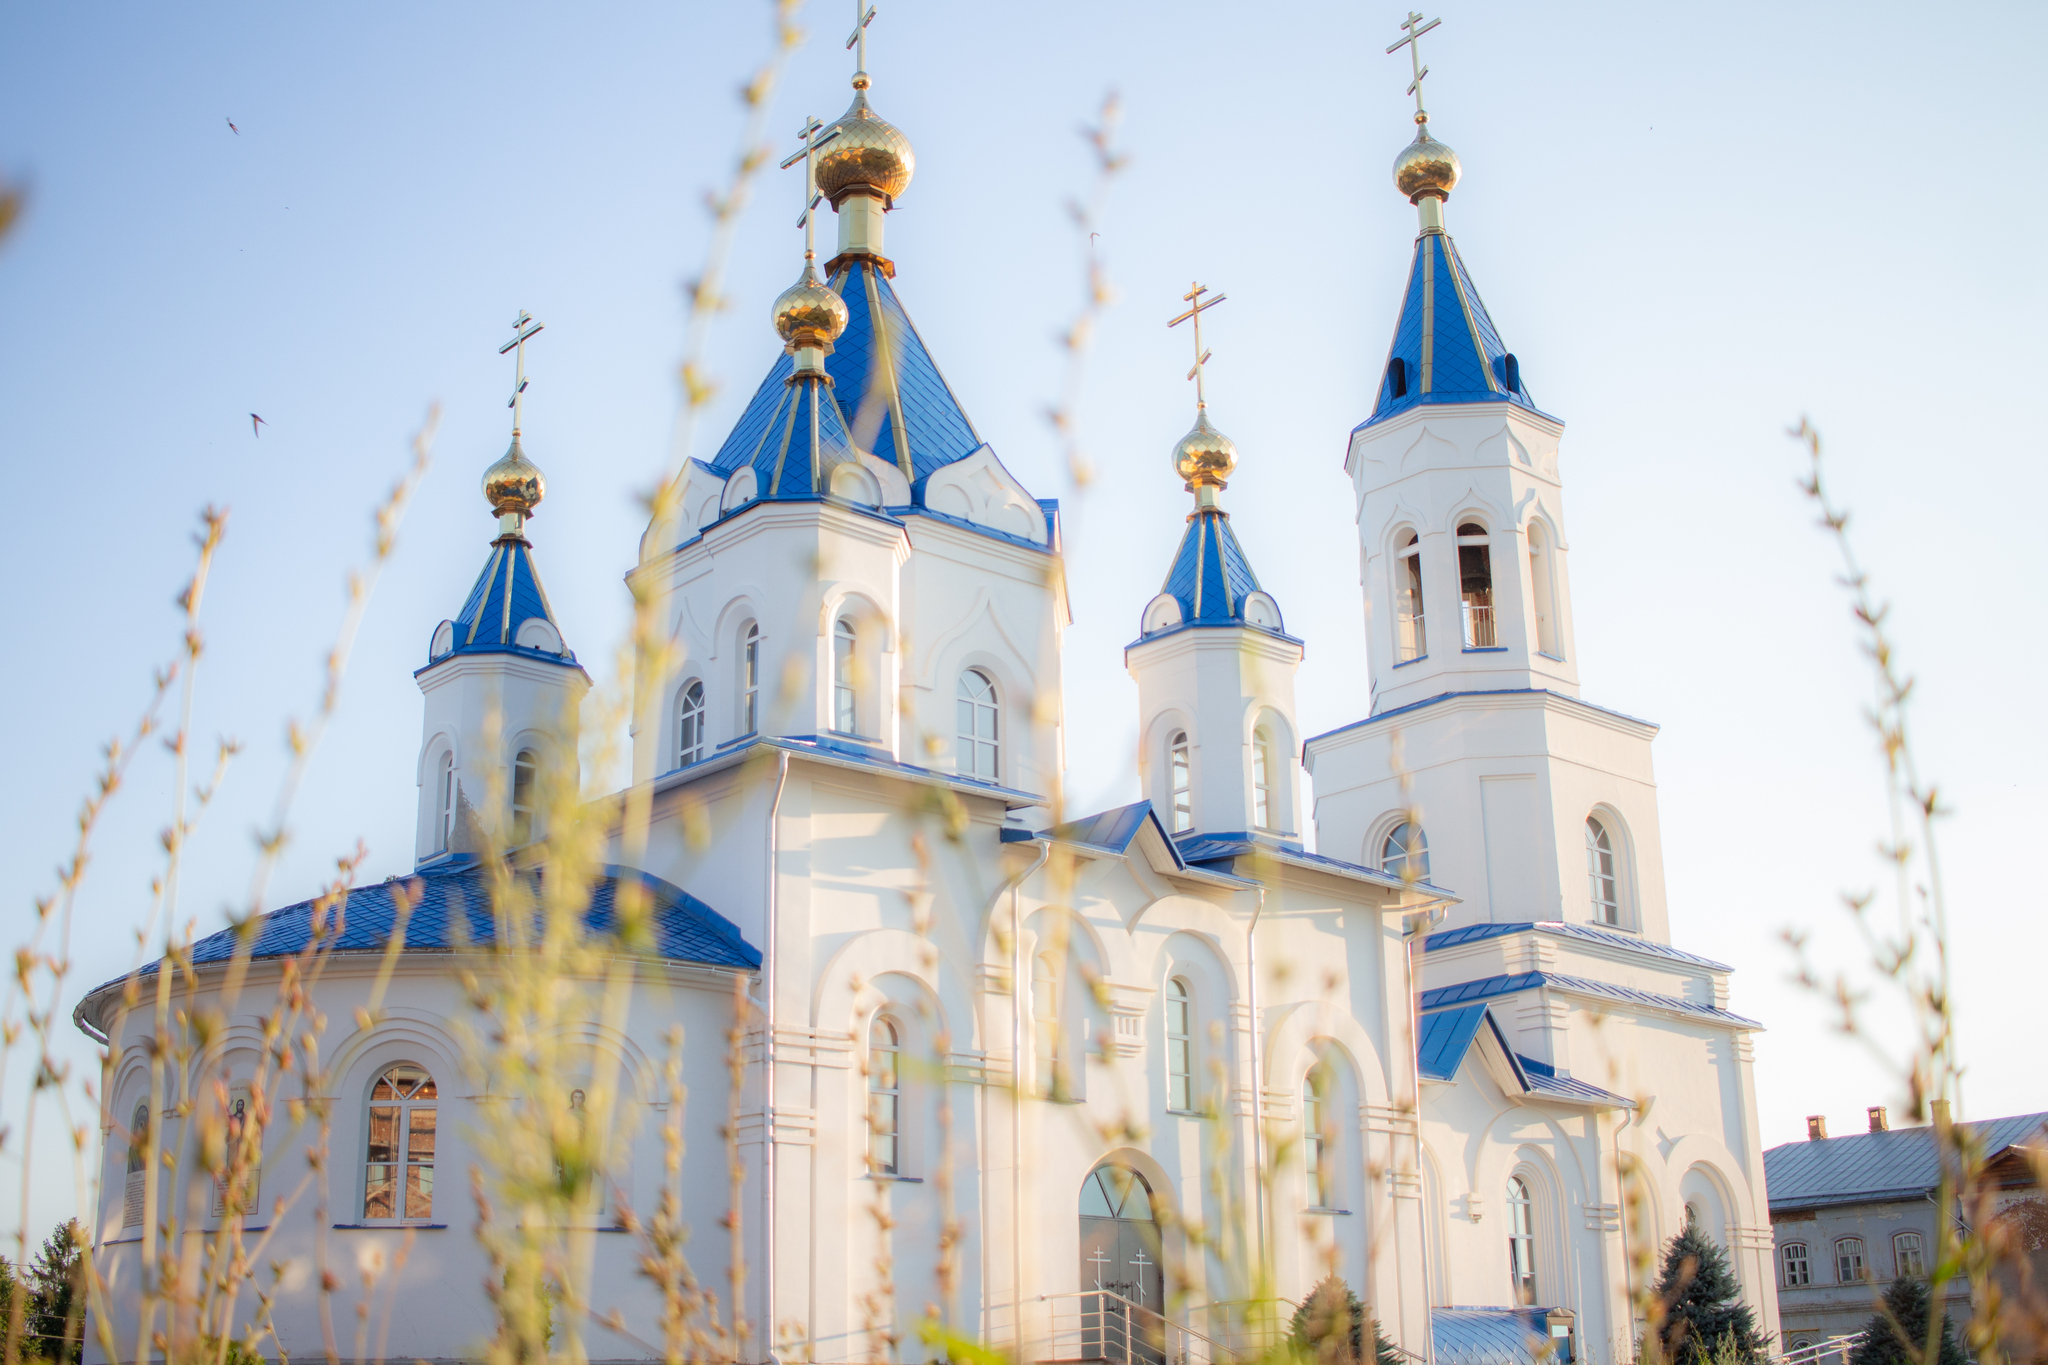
79, 23, 1776, 1365
1764, 1107, 2048, 1353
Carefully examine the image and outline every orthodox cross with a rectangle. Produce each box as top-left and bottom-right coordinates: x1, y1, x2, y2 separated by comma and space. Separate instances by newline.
498, 311, 544, 436
1085, 1247, 1113, 1289
1386, 11, 1442, 121
1167, 282, 1227, 408
1128, 1246, 1154, 1291
779, 114, 844, 251
846, 0, 877, 79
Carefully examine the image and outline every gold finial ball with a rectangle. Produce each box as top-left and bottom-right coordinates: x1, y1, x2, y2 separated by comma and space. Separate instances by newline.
1393, 125, 1461, 204
815, 88, 915, 204
772, 261, 849, 351
1173, 410, 1238, 490
483, 436, 545, 520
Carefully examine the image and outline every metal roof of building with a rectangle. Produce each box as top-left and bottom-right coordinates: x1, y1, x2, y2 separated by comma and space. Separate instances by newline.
1425, 920, 1732, 972
1764, 1111, 2048, 1211
1158, 508, 1274, 630
1419, 970, 1760, 1029
425, 536, 580, 670
1432, 1307, 1558, 1365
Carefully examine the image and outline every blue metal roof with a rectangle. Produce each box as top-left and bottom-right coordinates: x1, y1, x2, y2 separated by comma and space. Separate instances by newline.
1514, 1052, 1633, 1107
1433, 1308, 1559, 1365
1305, 689, 1658, 748
1425, 920, 1732, 972
1764, 1111, 2048, 1210
1173, 831, 1447, 896
1419, 1001, 1491, 1081
1032, 800, 1182, 864
1358, 230, 1550, 433
1419, 970, 1761, 1029
709, 366, 859, 500
428, 536, 579, 669
1158, 508, 1275, 629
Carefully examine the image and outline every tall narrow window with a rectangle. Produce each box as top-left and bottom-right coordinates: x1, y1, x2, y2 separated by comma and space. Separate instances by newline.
364, 1064, 437, 1222
123, 1102, 149, 1228
1781, 1241, 1811, 1287
1252, 734, 1273, 830
436, 752, 455, 853
1528, 523, 1560, 658
1033, 954, 1066, 1099
956, 670, 999, 779
510, 749, 540, 845
1395, 533, 1427, 661
1507, 1176, 1537, 1305
1169, 731, 1192, 833
677, 681, 705, 767
741, 623, 760, 735
868, 1017, 901, 1175
1165, 979, 1193, 1112
1458, 523, 1496, 648
1893, 1231, 1924, 1278
833, 617, 857, 734
1586, 816, 1619, 925
1836, 1237, 1866, 1283
1303, 1066, 1332, 1207
1381, 822, 1430, 882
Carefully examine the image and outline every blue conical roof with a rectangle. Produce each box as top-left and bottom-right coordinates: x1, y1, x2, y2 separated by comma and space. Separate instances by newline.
1358, 229, 1550, 432
1160, 509, 1276, 629
428, 536, 579, 668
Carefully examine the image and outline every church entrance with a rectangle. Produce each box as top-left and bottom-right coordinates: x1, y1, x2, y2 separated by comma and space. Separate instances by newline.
1078, 1165, 1164, 1364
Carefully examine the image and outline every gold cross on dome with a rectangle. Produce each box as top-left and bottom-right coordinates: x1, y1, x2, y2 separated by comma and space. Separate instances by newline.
779, 114, 843, 254
497, 311, 544, 436
1386, 11, 1442, 122
1167, 282, 1227, 408
846, 0, 877, 82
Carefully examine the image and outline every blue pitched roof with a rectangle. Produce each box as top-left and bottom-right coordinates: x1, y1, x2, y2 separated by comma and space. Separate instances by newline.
1419, 970, 1761, 1029
708, 366, 859, 500
1033, 800, 1179, 862
1764, 1111, 2048, 1211
1358, 230, 1550, 433
1425, 920, 1733, 972
429, 536, 579, 668
1433, 1307, 1559, 1365
1157, 509, 1274, 629
1419, 1001, 1492, 1081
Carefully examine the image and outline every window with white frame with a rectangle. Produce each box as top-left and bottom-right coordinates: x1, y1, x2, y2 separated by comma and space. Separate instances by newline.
1169, 731, 1192, 833
741, 622, 760, 734
1781, 1241, 1811, 1287
1507, 1175, 1538, 1305
435, 752, 455, 853
677, 681, 705, 767
957, 670, 999, 779
1457, 523, 1496, 648
1586, 816, 1619, 925
1836, 1237, 1866, 1283
1303, 1063, 1333, 1207
364, 1063, 437, 1222
832, 617, 857, 733
868, 1017, 901, 1175
1252, 732, 1274, 830
511, 748, 540, 844
1893, 1231, 1925, 1278
1165, 979, 1193, 1112
1032, 954, 1067, 1100
1528, 522, 1561, 658
1396, 532, 1427, 661
1382, 822, 1430, 882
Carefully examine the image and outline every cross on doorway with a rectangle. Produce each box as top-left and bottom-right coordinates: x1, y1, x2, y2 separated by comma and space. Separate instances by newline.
1085, 1247, 1113, 1289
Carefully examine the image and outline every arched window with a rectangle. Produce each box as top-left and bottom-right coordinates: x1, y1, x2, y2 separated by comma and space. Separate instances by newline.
1835, 1237, 1866, 1283
741, 622, 760, 735
123, 1102, 149, 1228
1528, 522, 1560, 658
1507, 1175, 1537, 1305
1395, 533, 1427, 662
364, 1063, 437, 1222
1164, 979, 1193, 1112
1033, 954, 1067, 1100
1304, 1063, 1333, 1207
1586, 816, 1619, 925
677, 681, 706, 767
1252, 732, 1274, 830
1169, 731, 1192, 833
434, 752, 456, 854
511, 748, 540, 844
1781, 1241, 1811, 1287
1457, 523, 1496, 648
868, 1017, 901, 1175
832, 617, 857, 734
1382, 822, 1430, 882
1892, 1232, 1924, 1278
957, 670, 999, 779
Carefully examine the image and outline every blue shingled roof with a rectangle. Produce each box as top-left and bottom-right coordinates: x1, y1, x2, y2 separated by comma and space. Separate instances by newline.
1419, 970, 1761, 1029
711, 368, 859, 500
1433, 1307, 1559, 1365
1359, 230, 1549, 433
431, 536, 578, 668
1156, 509, 1275, 629
1419, 1001, 1492, 1081
1764, 1111, 2048, 1210
1031, 800, 1181, 863
1425, 920, 1733, 972
134, 860, 759, 981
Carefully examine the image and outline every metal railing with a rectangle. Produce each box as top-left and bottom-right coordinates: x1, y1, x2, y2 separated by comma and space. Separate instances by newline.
1462, 600, 1497, 648
1039, 1290, 1240, 1365
1773, 1335, 1857, 1365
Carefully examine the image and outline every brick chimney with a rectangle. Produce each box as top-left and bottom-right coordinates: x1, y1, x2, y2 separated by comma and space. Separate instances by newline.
1868, 1106, 1890, 1132
1807, 1114, 1829, 1140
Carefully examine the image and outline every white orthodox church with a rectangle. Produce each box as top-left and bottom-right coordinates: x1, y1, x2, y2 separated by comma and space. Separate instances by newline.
80, 22, 1777, 1365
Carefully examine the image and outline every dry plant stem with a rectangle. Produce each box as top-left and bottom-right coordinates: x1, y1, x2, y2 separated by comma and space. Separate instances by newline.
1043, 93, 1126, 491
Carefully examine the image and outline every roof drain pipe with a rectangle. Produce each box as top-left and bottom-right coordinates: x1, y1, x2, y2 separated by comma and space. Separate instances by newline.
1246, 887, 1268, 1279
763, 751, 791, 1365
1005, 839, 1050, 1359
1403, 900, 1449, 1365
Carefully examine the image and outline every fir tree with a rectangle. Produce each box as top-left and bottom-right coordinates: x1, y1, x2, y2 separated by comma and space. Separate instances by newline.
1651, 1219, 1768, 1365
25, 1221, 82, 1365
1848, 1276, 1968, 1365
1289, 1274, 1400, 1365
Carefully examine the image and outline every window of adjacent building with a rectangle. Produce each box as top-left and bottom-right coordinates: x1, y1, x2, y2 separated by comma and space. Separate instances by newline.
1528, 522, 1561, 658
124, 1101, 149, 1228
1781, 1241, 1811, 1287
365, 1064, 437, 1222
1893, 1231, 1925, 1278
1252, 733, 1274, 830
1836, 1237, 1866, 1283
1165, 979, 1193, 1112
1382, 822, 1430, 882
1507, 1175, 1538, 1305
741, 622, 761, 734
1169, 732, 1192, 833
1396, 533, 1427, 662
868, 1017, 901, 1175
1457, 523, 1496, 648
957, 670, 999, 780
1304, 1065, 1333, 1207
510, 749, 540, 845
1586, 816, 1619, 925
677, 681, 705, 768
833, 617, 857, 734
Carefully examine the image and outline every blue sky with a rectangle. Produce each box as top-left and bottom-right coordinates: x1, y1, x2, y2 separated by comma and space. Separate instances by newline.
2, 1, 2043, 1240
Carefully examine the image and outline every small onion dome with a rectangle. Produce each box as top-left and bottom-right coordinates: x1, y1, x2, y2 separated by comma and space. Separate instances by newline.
1172, 409, 1238, 490
772, 259, 849, 352
482, 436, 545, 520
815, 87, 915, 205
1393, 124, 1461, 204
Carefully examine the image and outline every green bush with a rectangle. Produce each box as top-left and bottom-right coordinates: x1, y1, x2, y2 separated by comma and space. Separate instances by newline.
1288, 1275, 1399, 1365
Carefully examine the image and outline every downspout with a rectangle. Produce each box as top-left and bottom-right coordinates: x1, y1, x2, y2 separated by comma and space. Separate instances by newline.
1008, 840, 1051, 1356
1247, 888, 1268, 1273
763, 751, 791, 1363
1403, 902, 1449, 1365
1613, 1104, 1638, 1353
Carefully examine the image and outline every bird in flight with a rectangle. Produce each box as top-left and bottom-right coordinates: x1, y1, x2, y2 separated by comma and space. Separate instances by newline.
250, 413, 265, 437
226, 118, 239, 135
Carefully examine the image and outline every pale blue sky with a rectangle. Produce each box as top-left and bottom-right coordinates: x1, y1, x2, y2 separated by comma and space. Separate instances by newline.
2, 1, 2043, 1240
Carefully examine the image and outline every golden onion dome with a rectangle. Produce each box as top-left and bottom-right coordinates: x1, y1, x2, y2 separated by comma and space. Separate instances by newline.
1393, 124, 1461, 204
815, 86, 915, 204
772, 259, 849, 351
1172, 409, 1238, 490
482, 436, 545, 520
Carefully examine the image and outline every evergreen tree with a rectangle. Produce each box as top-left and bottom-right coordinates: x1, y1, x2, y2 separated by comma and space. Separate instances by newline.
1651, 1219, 1768, 1365
1848, 1276, 1968, 1365
26, 1221, 82, 1364
1288, 1275, 1400, 1365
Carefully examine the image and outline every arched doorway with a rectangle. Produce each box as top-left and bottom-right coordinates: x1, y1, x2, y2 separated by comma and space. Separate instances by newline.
1079, 1165, 1164, 1362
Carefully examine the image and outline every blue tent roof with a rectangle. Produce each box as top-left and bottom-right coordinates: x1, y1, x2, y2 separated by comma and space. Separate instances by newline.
1433, 1307, 1560, 1365
1357, 229, 1550, 433
1764, 1111, 2048, 1211
712, 367, 859, 500
428, 536, 579, 669
1156, 508, 1278, 630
